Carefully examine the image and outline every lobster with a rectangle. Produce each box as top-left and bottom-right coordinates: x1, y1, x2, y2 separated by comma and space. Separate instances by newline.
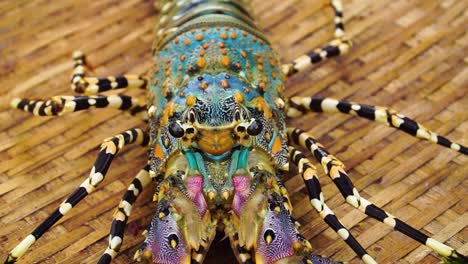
3, 0, 467, 263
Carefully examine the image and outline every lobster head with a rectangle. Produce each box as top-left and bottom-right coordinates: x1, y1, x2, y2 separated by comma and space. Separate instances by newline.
165, 72, 287, 163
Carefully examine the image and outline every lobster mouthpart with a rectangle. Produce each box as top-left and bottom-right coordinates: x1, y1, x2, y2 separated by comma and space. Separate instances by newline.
141, 188, 215, 264
142, 200, 190, 264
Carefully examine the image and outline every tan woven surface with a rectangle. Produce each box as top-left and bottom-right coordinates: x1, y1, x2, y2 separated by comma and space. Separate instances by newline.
1, 0, 467, 263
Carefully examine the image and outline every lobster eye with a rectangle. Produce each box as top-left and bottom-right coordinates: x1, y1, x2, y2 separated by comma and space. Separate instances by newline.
188, 110, 196, 123
247, 119, 262, 136
168, 121, 185, 138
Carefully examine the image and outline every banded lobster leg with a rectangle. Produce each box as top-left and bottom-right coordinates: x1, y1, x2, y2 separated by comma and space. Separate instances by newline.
288, 146, 376, 264
10, 51, 149, 118
286, 96, 468, 154
5, 128, 150, 264
281, 0, 351, 77
11, 94, 147, 117
71, 51, 147, 94
97, 163, 156, 264
287, 127, 468, 263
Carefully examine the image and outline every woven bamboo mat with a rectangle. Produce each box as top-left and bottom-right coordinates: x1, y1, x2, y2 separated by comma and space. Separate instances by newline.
1, 0, 467, 263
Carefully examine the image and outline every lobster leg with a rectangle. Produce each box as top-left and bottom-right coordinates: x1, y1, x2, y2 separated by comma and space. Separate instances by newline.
281, 0, 351, 77
10, 94, 147, 117
287, 127, 468, 263
288, 146, 376, 264
98, 163, 154, 264
71, 51, 147, 94
287, 96, 467, 155
4, 128, 150, 264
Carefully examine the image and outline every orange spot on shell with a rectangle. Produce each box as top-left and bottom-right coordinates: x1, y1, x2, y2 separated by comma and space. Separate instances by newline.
180, 55, 186, 61
258, 64, 263, 71
200, 50, 206, 56
201, 27, 207, 31
276, 85, 285, 94
196, 34, 204, 41
165, 70, 170, 77
241, 50, 247, 58
252, 36, 257, 42
220, 33, 228, 40
154, 142, 165, 159
220, 49, 227, 55
184, 39, 191, 46
186, 95, 196, 106
221, 56, 230, 67
271, 71, 277, 79
202, 43, 209, 49
230, 32, 237, 39
252, 97, 272, 119
197, 57, 206, 68
218, 42, 225, 48
178, 65, 183, 71
271, 136, 283, 154
242, 31, 248, 36
152, 78, 158, 85
221, 80, 229, 88
200, 81, 208, 89
160, 101, 175, 126
234, 92, 244, 103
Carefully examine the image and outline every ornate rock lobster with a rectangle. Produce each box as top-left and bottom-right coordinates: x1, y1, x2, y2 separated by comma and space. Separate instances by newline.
5, 0, 467, 263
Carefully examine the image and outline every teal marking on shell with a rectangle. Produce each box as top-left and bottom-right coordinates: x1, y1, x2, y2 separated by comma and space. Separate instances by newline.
204, 150, 233, 161
150, 25, 284, 119
238, 148, 249, 168
184, 151, 197, 169
228, 149, 241, 176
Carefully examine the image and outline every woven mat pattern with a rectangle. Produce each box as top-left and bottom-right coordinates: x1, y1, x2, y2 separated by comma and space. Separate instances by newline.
0, 0, 467, 263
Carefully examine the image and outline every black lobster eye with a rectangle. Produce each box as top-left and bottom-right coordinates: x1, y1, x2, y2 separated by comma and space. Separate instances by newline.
168, 121, 184, 138
247, 119, 262, 136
